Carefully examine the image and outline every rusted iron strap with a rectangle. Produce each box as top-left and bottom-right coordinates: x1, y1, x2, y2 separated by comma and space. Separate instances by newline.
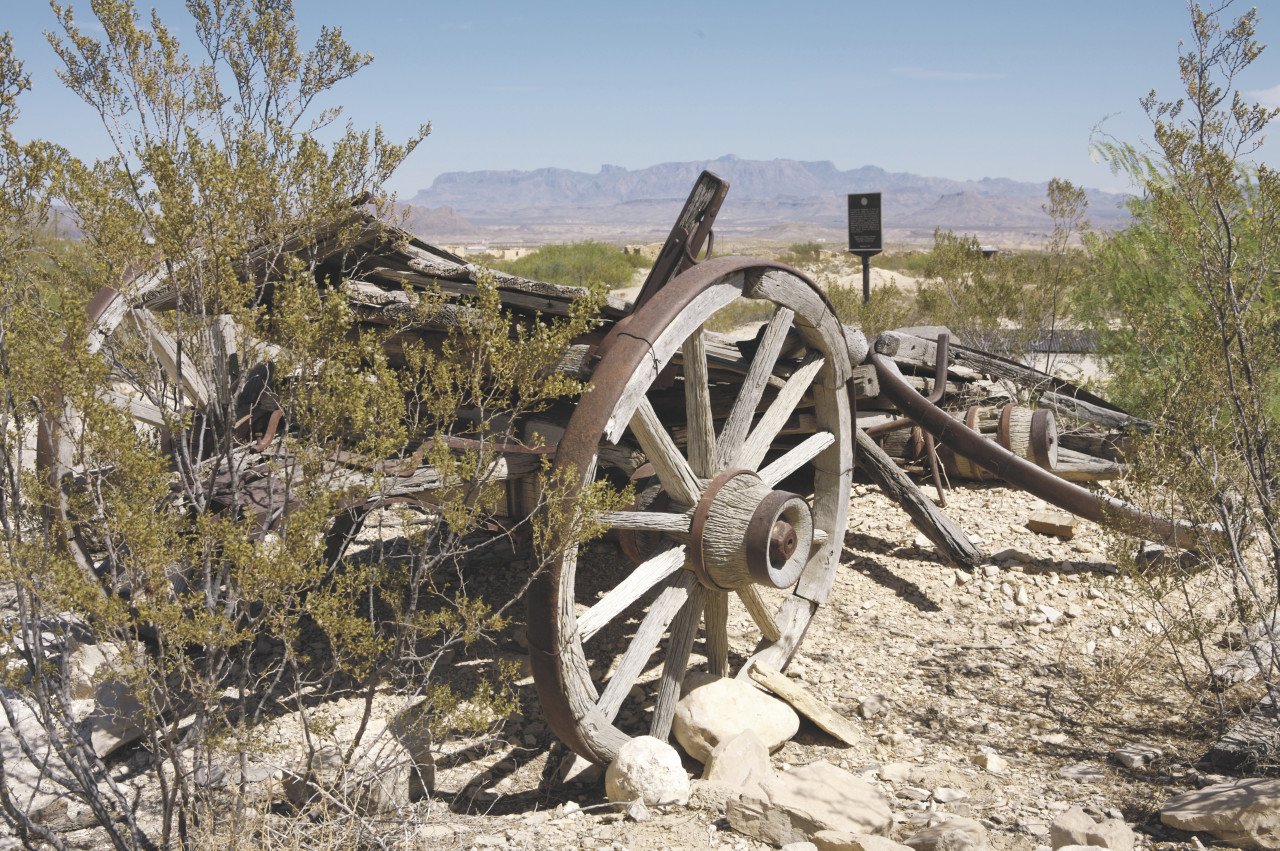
631, 170, 729, 312
870, 353, 1219, 550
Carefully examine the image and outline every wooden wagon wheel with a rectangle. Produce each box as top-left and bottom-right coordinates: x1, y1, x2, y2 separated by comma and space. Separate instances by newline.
528, 256, 854, 764
39, 278, 373, 588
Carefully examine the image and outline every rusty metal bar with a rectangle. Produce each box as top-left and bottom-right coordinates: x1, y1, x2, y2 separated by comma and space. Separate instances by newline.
870, 353, 1217, 550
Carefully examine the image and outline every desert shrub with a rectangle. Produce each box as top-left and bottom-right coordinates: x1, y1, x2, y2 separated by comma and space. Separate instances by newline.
705, 298, 776, 332
874, 250, 932, 276
492, 241, 645, 290
828, 280, 916, 340
778, 241, 825, 267
1075, 3, 1279, 718
0, 5, 614, 848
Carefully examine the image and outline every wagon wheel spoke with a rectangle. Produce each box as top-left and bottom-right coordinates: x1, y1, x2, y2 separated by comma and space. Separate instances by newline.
703, 589, 729, 677
682, 328, 717, 478
737, 585, 782, 642
130, 308, 213, 409
594, 511, 691, 537
758, 430, 836, 488
717, 306, 794, 469
650, 584, 706, 740
629, 397, 701, 506
736, 353, 825, 470
595, 570, 696, 722
578, 545, 687, 642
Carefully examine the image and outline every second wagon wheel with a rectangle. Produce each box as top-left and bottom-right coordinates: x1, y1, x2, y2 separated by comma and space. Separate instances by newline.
529, 256, 854, 764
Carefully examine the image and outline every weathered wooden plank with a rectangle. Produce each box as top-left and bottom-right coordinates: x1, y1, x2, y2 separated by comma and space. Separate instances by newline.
854, 427, 984, 571
716, 307, 795, 469
758, 431, 836, 488
749, 663, 859, 746
650, 584, 707, 741
1040, 391, 1153, 433
629, 398, 701, 507
683, 328, 717, 477
736, 354, 825, 471
577, 546, 688, 642
594, 570, 696, 723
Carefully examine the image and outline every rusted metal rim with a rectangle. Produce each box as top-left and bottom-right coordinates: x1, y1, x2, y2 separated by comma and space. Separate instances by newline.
745, 490, 810, 588
870, 354, 1219, 550
690, 468, 758, 591
1029, 409, 1055, 468
997, 403, 1014, 450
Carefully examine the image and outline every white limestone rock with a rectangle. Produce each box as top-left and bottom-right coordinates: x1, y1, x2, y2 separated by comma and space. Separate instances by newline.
604, 735, 690, 807
673, 673, 799, 762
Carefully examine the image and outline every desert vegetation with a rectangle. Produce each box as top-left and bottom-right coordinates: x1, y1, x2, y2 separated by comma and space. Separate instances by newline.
0, 1, 1277, 849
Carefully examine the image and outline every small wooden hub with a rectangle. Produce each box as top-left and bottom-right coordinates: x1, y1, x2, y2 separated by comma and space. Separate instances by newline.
690, 469, 813, 591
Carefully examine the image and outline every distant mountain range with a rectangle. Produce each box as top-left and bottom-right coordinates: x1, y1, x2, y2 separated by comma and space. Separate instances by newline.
402, 154, 1130, 247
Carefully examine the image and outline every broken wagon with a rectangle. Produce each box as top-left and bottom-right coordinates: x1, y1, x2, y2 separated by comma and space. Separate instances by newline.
56, 172, 1203, 766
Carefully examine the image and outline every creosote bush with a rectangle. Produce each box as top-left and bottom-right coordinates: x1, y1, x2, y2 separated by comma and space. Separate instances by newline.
490, 241, 646, 291
0, 3, 619, 848
1075, 3, 1279, 728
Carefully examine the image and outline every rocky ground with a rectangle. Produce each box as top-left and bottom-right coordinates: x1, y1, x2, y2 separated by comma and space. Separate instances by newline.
6, 478, 1275, 850
328, 482, 1271, 851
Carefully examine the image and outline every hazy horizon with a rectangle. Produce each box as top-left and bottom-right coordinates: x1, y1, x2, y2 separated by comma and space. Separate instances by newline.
6, 1, 1280, 197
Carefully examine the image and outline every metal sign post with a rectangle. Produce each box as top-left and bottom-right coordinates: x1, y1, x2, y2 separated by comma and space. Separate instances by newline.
847, 193, 883, 303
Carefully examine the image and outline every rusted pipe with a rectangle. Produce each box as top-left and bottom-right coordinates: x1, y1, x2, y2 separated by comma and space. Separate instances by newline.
870, 354, 1217, 550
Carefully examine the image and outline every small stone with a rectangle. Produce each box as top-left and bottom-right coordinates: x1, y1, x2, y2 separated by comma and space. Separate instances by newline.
858, 694, 891, 720
879, 762, 913, 783
813, 831, 913, 851
896, 786, 931, 801
982, 564, 1001, 578
1014, 586, 1030, 607
1109, 626, 1122, 638
703, 730, 772, 795
625, 799, 651, 822
1057, 763, 1105, 783
904, 816, 988, 850
1066, 604, 1084, 618
1027, 510, 1078, 539
970, 753, 1008, 775
604, 736, 690, 807
726, 761, 893, 846
932, 787, 968, 803
1112, 744, 1162, 770
954, 570, 973, 586
1038, 604, 1064, 624
1051, 806, 1135, 851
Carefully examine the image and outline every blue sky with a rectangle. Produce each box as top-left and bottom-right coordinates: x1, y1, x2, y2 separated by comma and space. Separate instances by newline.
5, 0, 1280, 196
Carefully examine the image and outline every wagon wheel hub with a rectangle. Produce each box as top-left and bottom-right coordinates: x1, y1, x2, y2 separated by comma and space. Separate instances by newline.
689, 469, 813, 592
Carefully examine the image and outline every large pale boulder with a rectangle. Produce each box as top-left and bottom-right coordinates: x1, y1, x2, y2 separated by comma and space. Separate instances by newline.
604, 735, 690, 807
674, 673, 799, 762
726, 761, 893, 846
1161, 778, 1280, 850
702, 730, 773, 795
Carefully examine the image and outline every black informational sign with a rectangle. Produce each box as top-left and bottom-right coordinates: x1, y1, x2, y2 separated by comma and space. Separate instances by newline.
847, 193, 882, 254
